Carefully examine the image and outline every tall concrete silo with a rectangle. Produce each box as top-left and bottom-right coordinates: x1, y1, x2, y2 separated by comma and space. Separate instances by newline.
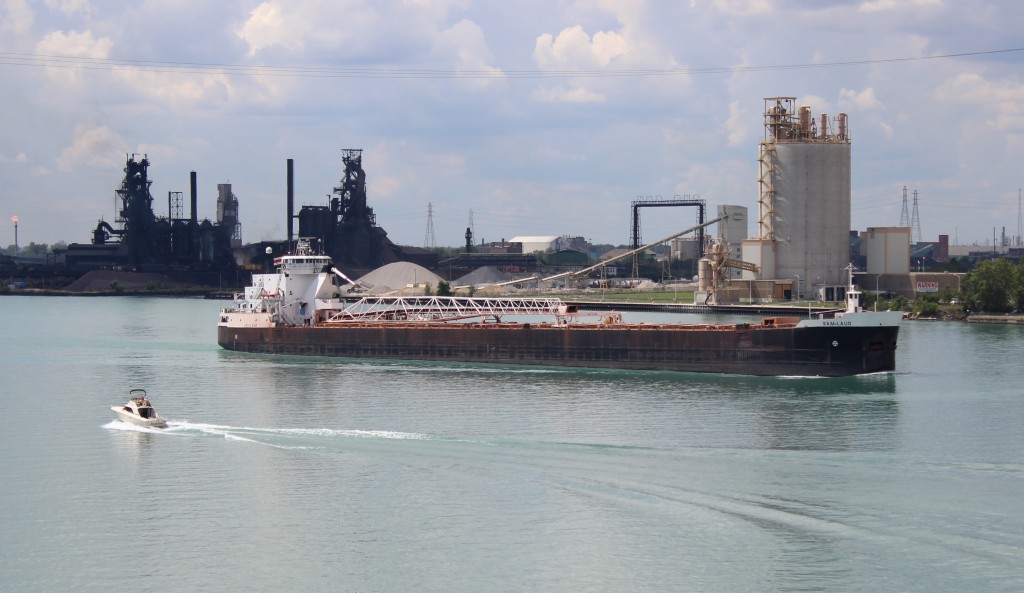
742, 97, 851, 299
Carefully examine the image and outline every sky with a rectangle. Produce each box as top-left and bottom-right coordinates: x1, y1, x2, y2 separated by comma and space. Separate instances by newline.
2, 0, 1023, 251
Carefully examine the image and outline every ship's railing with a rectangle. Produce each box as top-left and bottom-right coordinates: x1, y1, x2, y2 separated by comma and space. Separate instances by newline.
324, 296, 570, 323
227, 276, 283, 318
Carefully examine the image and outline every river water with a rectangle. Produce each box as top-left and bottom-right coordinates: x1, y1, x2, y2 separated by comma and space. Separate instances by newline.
0, 295, 1021, 592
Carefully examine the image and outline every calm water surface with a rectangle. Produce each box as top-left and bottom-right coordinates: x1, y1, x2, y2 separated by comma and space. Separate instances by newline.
1, 295, 1022, 592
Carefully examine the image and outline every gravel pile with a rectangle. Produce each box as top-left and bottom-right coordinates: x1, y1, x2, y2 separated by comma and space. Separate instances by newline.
451, 266, 518, 287
357, 262, 444, 294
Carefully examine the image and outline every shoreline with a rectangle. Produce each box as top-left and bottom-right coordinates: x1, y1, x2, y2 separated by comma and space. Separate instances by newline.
965, 314, 1024, 325
4, 288, 1021, 324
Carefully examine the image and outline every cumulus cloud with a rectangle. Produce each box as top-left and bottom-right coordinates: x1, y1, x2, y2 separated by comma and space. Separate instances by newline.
933, 73, 1024, 133
57, 124, 126, 172
2, 0, 34, 36
33, 29, 113, 85
36, 29, 111, 58
237, 0, 460, 58
859, 0, 941, 13
710, 0, 773, 16
236, 0, 501, 90
531, 85, 605, 103
993, 112, 1024, 134
531, 26, 628, 104
534, 26, 628, 70
530, 5, 689, 106
43, 0, 93, 17
33, 28, 280, 111
799, 94, 831, 115
435, 19, 504, 88
934, 72, 1024, 104
724, 100, 747, 147
237, 1, 306, 56
839, 88, 884, 111
0, 152, 29, 164
534, 145, 587, 162
111, 68, 245, 110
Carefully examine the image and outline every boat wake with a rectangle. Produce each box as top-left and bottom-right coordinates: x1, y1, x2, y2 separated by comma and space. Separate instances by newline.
102, 420, 658, 457
104, 419, 449, 450
103, 420, 169, 434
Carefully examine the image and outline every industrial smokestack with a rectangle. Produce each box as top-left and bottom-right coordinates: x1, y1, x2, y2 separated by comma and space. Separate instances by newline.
190, 171, 198, 224
287, 158, 294, 245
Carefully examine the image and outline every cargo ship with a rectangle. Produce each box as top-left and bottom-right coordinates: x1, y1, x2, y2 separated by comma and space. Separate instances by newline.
217, 241, 901, 377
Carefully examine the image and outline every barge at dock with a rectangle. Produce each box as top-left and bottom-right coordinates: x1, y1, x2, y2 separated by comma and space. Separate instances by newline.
217, 240, 900, 377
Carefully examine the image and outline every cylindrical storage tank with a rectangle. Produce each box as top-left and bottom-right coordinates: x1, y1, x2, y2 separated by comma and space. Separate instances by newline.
838, 113, 848, 140
799, 106, 811, 138
768, 142, 851, 288
298, 207, 330, 241
698, 258, 713, 291
152, 219, 172, 261
199, 220, 215, 262
819, 114, 829, 139
171, 220, 190, 258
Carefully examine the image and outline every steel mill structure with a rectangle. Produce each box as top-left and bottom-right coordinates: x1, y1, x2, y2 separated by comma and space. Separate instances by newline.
285, 151, 437, 273
64, 154, 239, 279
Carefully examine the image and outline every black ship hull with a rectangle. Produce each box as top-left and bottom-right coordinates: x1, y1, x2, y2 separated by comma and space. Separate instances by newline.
218, 322, 899, 377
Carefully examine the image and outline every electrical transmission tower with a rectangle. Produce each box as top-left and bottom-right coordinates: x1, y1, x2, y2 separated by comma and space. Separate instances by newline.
899, 186, 910, 227
424, 202, 436, 249
910, 190, 922, 244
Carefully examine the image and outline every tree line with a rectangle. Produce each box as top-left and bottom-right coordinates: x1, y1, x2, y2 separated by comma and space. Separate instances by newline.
960, 259, 1024, 313
2, 242, 67, 258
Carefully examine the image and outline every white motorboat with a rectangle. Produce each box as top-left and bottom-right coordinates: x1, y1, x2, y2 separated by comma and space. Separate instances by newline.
111, 389, 167, 428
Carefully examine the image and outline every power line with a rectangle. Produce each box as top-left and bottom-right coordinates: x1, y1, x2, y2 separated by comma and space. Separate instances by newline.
1, 48, 1021, 79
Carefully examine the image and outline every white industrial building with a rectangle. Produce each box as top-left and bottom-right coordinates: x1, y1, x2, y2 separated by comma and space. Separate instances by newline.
509, 236, 559, 254
741, 97, 852, 301
716, 205, 748, 279
670, 237, 701, 261
863, 227, 911, 275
